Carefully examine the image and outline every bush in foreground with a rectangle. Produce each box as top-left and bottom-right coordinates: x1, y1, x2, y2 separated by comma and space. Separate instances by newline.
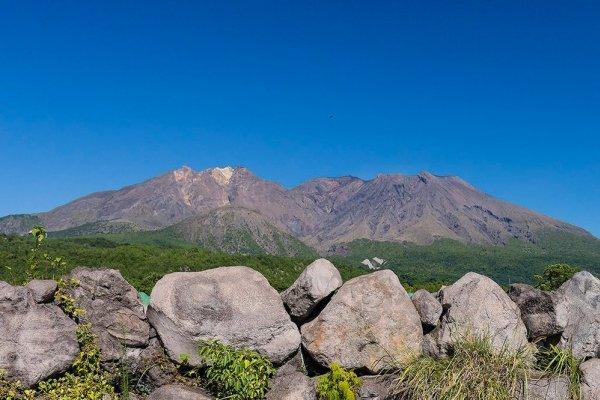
197, 339, 276, 400
392, 336, 533, 400
316, 363, 362, 400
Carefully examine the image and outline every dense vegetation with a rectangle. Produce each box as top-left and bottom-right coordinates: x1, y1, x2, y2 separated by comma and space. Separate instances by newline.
0, 234, 363, 293
2, 228, 598, 294
334, 230, 600, 291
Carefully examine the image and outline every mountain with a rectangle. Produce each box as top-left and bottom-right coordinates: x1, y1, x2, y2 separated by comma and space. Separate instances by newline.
0, 166, 592, 254
113, 207, 318, 258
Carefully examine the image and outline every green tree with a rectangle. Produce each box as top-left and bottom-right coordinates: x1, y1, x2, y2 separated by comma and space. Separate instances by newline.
534, 263, 580, 291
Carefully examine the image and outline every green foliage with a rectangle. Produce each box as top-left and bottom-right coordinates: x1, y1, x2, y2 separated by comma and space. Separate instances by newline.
537, 344, 583, 399
534, 263, 581, 291
334, 230, 600, 290
393, 336, 533, 400
0, 234, 364, 293
54, 278, 86, 319
22, 225, 67, 283
37, 322, 117, 400
197, 339, 276, 400
316, 363, 362, 400
0, 370, 35, 400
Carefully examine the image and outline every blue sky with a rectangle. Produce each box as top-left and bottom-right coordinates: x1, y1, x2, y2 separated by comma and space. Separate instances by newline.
0, 1, 598, 236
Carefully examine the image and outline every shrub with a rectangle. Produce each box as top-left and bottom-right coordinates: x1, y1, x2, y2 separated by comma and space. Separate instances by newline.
392, 336, 532, 400
534, 263, 580, 291
0, 370, 35, 400
197, 339, 276, 400
316, 363, 362, 400
537, 344, 582, 399
37, 323, 117, 400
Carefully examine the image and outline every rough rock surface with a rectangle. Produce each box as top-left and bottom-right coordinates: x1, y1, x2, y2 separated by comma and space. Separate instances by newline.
148, 267, 300, 365
439, 272, 528, 353
412, 289, 442, 328
67, 267, 150, 361
122, 338, 178, 391
508, 283, 562, 340
554, 271, 600, 359
301, 270, 423, 373
281, 258, 342, 321
358, 375, 395, 400
0, 281, 79, 387
580, 358, 600, 400
422, 328, 441, 358
523, 373, 569, 400
147, 384, 213, 400
26, 279, 57, 303
267, 352, 316, 400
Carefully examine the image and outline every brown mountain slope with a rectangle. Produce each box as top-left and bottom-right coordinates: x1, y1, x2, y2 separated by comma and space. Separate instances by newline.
0, 166, 591, 252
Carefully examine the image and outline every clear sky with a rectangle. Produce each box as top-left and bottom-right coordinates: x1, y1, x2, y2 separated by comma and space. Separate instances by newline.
0, 1, 598, 236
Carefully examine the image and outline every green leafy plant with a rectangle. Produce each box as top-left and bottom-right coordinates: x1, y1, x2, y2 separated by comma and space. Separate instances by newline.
37, 322, 118, 399
316, 363, 362, 400
24, 225, 67, 282
537, 344, 583, 399
392, 335, 532, 400
0, 370, 35, 400
534, 263, 580, 291
197, 339, 276, 400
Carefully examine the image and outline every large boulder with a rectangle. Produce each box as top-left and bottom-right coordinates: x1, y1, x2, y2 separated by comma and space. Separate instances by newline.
411, 289, 442, 329
301, 270, 423, 373
0, 281, 79, 387
281, 258, 342, 322
553, 271, 600, 359
148, 384, 214, 400
508, 283, 562, 340
148, 267, 300, 365
439, 272, 528, 353
580, 358, 600, 400
67, 267, 150, 361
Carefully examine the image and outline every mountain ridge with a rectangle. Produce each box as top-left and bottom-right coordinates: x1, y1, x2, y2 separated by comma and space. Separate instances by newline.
0, 166, 592, 253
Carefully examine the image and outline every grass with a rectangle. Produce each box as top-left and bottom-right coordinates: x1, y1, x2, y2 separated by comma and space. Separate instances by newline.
537, 344, 583, 399
392, 336, 534, 400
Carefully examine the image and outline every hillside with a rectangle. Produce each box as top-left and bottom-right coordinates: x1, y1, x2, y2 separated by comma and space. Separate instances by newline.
0, 166, 592, 256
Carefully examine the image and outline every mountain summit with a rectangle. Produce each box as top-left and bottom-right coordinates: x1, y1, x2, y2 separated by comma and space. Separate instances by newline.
0, 166, 591, 252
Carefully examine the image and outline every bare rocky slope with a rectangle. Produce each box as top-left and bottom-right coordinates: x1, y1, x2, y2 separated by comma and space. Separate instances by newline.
0, 166, 591, 252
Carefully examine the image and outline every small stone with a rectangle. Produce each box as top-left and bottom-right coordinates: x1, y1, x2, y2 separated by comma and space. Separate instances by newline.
147, 384, 214, 400
411, 289, 442, 328
26, 279, 58, 303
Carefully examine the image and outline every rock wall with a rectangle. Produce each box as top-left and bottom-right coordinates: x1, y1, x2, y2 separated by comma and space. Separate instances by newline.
1, 259, 600, 399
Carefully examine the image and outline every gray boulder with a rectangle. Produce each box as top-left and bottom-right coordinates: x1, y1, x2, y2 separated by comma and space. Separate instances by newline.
508, 283, 562, 340
281, 258, 342, 321
26, 279, 57, 303
0, 281, 79, 387
148, 384, 214, 400
580, 358, 600, 400
121, 337, 178, 392
412, 289, 442, 328
439, 272, 528, 353
67, 267, 150, 361
422, 328, 441, 358
358, 375, 396, 400
553, 271, 600, 359
148, 267, 300, 365
301, 270, 423, 373
267, 352, 316, 400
